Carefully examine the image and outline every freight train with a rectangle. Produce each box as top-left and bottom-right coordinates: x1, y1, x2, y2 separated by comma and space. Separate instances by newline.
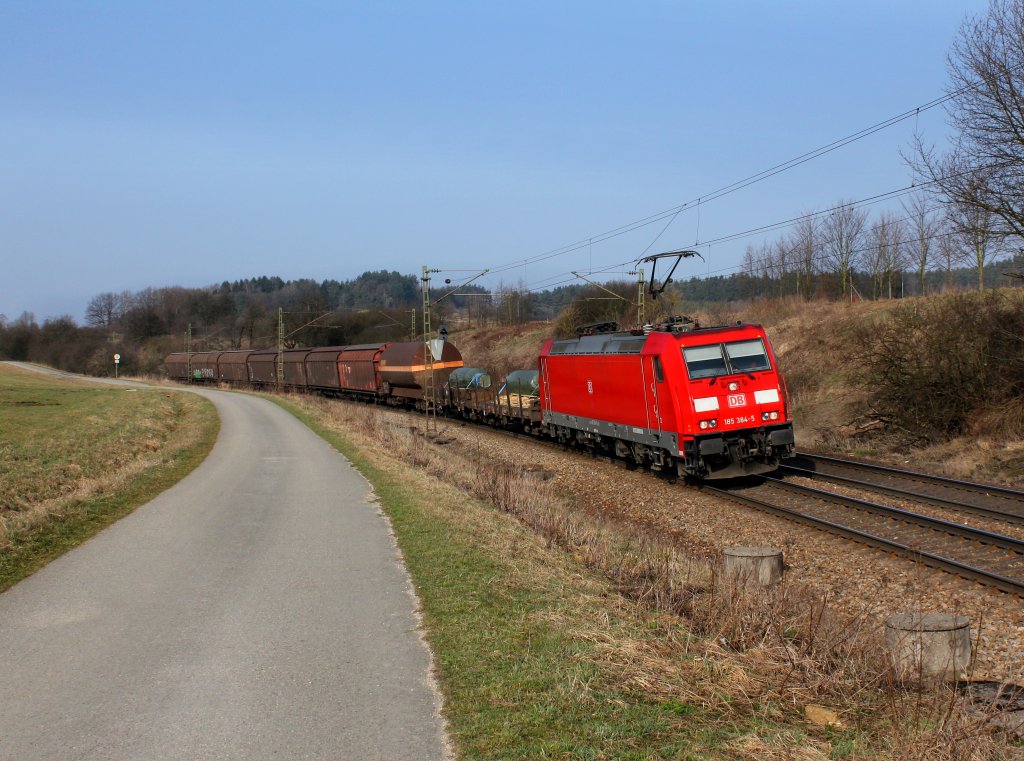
164, 319, 795, 479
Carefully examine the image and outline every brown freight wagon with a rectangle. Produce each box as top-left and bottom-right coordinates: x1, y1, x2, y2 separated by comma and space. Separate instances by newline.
218, 350, 254, 383
247, 349, 279, 385
378, 341, 464, 400
305, 347, 345, 390
283, 349, 312, 387
189, 351, 222, 381
338, 343, 386, 394
164, 353, 190, 381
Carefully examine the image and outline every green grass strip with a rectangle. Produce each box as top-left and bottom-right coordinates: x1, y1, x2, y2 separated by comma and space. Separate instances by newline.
0, 392, 218, 592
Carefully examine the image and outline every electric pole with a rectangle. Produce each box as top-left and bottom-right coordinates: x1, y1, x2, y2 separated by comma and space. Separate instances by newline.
421, 266, 440, 434
637, 267, 645, 325
277, 307, 284, 390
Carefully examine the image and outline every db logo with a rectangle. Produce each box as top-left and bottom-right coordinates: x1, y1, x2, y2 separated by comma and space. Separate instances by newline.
727, 393, 747, 408
587, 380, 594, 394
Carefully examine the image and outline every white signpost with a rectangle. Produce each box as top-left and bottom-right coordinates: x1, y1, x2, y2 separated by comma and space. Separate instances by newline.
114, 353, 120, 379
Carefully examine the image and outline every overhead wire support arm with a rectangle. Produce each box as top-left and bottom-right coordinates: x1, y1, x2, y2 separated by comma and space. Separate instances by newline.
430, 269, 490, 306
570, 271, 634, 305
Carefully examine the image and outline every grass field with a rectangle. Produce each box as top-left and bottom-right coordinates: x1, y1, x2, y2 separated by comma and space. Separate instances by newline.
0, 365, 218, 591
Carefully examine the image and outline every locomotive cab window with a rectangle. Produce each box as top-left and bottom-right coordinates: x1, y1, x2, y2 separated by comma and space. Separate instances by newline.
724, 339, 771, 373
683, 339, 772, 379
682, 345, 727, 379
653, 356, 664, 382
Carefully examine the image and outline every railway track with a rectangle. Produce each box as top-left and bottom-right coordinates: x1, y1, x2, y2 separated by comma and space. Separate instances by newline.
703, 468, 1024, 597
271, 390, 1024, 598
782, 451, 1024, 525
467, 424, 1024, 595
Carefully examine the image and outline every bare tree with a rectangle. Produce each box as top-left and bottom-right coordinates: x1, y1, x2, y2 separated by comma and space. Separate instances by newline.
910, 0, 1024, 241
864, 219, 887, 298
823, 201, 868, 299
495, 282, 534, 325
741, 245, 759, 298
85, 292, 123, 328
902, 191, 941, 295
863, 212, 905, 298
741, 244, 756, 278
935, 220, 968, 291
789, 213, 818, 300
771, 239, 792, 297
884, 213, 908, 298
947, 169, 1001, 290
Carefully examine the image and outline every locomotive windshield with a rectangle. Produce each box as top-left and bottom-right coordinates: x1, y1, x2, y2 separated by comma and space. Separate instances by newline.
683, 339, 771, 379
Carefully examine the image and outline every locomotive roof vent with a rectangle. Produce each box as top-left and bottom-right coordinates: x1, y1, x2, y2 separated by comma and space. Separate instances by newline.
649, 315, 699, 334
574, 320, 621, 337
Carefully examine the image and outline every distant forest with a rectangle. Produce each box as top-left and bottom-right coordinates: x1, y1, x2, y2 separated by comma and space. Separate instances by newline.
2, 255, 1022, 377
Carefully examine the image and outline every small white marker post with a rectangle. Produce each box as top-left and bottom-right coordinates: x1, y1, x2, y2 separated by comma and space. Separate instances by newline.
114, 353, 120, 379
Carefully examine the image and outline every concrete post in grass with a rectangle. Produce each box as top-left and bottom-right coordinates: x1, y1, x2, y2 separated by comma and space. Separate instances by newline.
884, 612, 972, 683
722, 546, 784, 587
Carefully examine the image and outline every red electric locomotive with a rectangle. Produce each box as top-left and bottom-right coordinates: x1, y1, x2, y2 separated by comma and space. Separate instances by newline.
537, 251, 794, 479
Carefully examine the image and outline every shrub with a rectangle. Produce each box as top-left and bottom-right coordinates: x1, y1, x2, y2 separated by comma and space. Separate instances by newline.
851, 291, 1024, 441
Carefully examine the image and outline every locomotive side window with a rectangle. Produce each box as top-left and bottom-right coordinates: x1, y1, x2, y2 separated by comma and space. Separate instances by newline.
683, 345, 727, 379
653, 356, 664, 382
724, 339, 771, 373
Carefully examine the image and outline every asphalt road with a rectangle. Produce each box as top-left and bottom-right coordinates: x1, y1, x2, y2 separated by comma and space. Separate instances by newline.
0, 373, 449, 760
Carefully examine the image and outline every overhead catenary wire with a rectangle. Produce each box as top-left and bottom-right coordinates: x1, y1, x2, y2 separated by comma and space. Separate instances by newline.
518, 157, 1007, 295
482, 85, 976, 279
479, 57, 1024, 296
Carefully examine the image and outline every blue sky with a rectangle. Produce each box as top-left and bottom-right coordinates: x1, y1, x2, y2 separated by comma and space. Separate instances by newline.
1, 1, 987, 322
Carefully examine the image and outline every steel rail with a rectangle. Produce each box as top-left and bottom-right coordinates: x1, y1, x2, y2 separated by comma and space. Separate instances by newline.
779, 462, 1024, 526
796, 452, 1024, 501
764, 477, 1024, 554
703, 482, 1024, 597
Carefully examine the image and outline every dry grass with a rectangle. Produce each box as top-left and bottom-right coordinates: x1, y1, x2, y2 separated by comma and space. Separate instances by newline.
284, 394, 1023, 758
0, 365, 215, 555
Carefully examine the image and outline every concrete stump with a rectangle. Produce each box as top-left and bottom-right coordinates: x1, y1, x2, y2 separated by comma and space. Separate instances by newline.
722, 546, 784, 587
885, 612, 972, 683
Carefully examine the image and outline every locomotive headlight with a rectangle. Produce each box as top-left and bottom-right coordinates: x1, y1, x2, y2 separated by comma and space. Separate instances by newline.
728, 381, 739, 392
762, 412, 770, 421
762, 411, 781, 422
770, 411, 779, 420
708, 419, 717, 428
700, 420, 709, 430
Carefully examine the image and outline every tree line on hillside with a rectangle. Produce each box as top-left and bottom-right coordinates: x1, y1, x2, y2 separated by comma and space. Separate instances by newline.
3, 244, 1022, 377
0, 271, 592, 375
